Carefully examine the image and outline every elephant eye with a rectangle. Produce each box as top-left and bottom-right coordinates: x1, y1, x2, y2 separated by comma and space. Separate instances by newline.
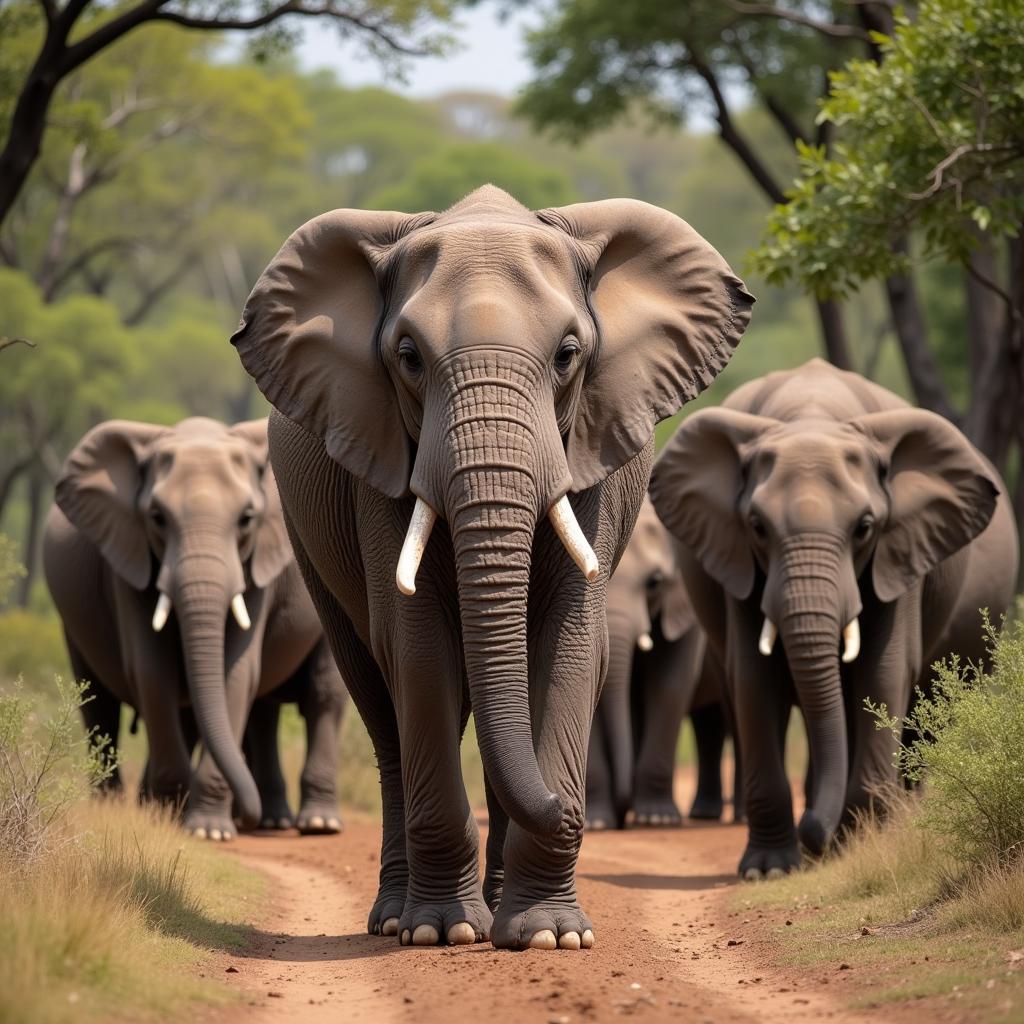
646, 570, 664, 592
397, 337, 423, 376
749, 513, 767, 539
149, 507, 166, 529
554, 336, 581, 373
239, 507, 255, 530
854, 514, 874, 541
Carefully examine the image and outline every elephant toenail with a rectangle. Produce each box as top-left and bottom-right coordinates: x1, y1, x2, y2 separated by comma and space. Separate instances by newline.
382, 918, 399, 937
192, 827, 207, 839
766, 866, 786, 880
581, 929, 595, 949
401, 929, 411, 945
412, 924, 439, 945
447, 922, 475, 945
743, 867, 764, 881
209, 829, 223, 841
277, 818, 291, 829
308, 815, 325, 829
528, 929, 557, 950
558, 932, 581, 950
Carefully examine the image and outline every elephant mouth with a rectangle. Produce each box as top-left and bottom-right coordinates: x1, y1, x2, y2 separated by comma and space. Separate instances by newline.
757, 613, 861, 663
394, 493, 599, 596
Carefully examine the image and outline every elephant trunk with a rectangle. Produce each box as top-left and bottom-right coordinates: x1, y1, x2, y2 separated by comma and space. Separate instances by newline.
174, 556, 261, 829
774, 535, 849, 855
419, 351, 573, 838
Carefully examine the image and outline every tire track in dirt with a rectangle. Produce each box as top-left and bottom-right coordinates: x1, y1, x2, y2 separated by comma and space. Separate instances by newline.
201, 817, 870, 1024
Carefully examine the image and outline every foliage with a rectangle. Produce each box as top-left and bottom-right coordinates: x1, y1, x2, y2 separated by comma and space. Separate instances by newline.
0, 677, 114, 862
0, 611, 67, 683
869, 614, 1024, 868
752, 0, 1024, 296
0, 535, 25, 605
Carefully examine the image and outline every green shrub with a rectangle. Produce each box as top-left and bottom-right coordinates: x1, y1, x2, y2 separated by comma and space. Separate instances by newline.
869, 613, 1024, 868
0, 534, 25, 605
0, 611, 68, 686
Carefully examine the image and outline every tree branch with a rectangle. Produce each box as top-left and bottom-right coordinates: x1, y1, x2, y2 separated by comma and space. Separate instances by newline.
908, 142, 1022, 201
723, 0, 870, 39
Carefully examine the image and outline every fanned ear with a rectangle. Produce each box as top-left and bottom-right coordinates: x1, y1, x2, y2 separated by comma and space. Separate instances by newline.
55, 420, 167, 590
850, 409, 999, 602
539, 199, 754, 491
658, 571, 696, 642
229, 419, 292, 587
649, 409, 776, 601
231, 209, 430, 499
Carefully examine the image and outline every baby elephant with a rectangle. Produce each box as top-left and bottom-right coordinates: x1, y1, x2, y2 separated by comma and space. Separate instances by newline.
44, 416, 347, 839
651, 359, 1019, 878
588, 497, 738, 830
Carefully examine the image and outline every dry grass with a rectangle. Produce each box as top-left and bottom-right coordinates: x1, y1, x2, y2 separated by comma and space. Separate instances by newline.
0, 798, 261, 1024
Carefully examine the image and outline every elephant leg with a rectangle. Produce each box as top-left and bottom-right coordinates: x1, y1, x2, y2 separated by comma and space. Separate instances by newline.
729, 629, 800, 879
483, 771, 508, 913
490, 613, 598, 952
635, 631, 702, 827
134, 665, 191, 811
245, 698, 293, 830
393, 650, 491, 947
584, 711, 617, 831
184, 663, 255, 841
68, 638, 123, 794
296, 639, 346, 835
689, 702, 726, 820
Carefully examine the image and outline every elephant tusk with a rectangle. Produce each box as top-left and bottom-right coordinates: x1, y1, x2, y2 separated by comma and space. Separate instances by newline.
548, 495, 599, 583
151, 592, 172, 632
231, 593, 251, 631
758, 617, 777, 656
841, 616, 861, 663
637, 632, 654, 652
396, 497, 437, 596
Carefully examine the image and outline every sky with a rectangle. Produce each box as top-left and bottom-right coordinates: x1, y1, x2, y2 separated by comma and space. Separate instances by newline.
295, 5, 537, 97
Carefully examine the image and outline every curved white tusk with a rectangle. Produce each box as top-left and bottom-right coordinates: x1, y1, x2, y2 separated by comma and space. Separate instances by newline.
396, 498, 438, 596
548, 495, 599, 583
758, 617, 777, 656
841, 616, 861, 664
151, 592, 172, 633
231, 593, 251, 631
637, 632, 654, 652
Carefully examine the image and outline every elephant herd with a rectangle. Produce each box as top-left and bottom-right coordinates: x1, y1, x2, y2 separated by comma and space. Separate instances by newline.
43, 186, 1018, 953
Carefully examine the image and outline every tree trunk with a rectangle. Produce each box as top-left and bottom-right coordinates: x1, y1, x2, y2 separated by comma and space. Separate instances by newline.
815, 296, 854, 370
16, 467, 44, 607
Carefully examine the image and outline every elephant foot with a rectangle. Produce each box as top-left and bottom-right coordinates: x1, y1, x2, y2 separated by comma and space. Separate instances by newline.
258, 794, 294, 831
368, 885, 408, 937
183, 808, 237, 842
396, 894, 492, 946
491, 900, 594, 951
296, 801, 343, 835
738, 841, 801, 880
584, 799, 619, 831
632, 794, 683, 828
688, 793, 725, 821
483, 866, 504, 914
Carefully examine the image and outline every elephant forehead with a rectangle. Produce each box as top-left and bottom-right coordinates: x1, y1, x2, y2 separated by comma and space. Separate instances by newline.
149, 442, 255, 497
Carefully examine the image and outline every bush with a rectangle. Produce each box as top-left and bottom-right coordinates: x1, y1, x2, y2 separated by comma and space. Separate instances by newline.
869, 613, 1024, 869
0, 678, 113, 862
0, 533, 25, 605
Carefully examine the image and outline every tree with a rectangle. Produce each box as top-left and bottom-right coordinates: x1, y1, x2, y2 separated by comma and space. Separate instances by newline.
751, 0, 1024, 531
0, 0, 459, 228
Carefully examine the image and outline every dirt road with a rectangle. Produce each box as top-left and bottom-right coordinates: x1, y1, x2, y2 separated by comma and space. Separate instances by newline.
202, 814, 871, 1024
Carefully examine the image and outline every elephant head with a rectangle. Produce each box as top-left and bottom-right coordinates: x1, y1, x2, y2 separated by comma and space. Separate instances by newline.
650, 405, 999, 853
55, 416, 291, 827
231, 186, 753, 837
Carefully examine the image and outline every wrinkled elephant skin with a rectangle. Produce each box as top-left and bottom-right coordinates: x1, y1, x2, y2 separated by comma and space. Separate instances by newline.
230, 186, 754, 948
44, 417, 347, 839
651, 359, 1019, 878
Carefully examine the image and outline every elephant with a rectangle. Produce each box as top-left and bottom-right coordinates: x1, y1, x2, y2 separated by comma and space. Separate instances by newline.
649, 358, 1019, 879
230, 185, 754, 949
43, 416, 348, 839
587, 496, 742, 830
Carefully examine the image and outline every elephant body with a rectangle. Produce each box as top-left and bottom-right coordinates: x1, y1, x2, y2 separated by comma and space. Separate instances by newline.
587, 497, 741, 830
651, 359, 1018, 878
232, 186, 753, 949
43, 416, 347, 838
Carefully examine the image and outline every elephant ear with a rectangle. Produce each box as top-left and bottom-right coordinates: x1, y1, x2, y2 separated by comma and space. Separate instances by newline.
658, 571, 696, 642
229, 419, 292, 588
851, 409, 1000, 602
539, 199, 755, 491
231, 208, 430, 499
649, 408, 777, 601
54, 420, 167, 590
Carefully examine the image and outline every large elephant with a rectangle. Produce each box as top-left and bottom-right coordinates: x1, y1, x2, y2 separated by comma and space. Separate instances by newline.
650, 359, 1019, 878
43, 416, 347, 839
587, 496, 740, 830
231, 186, 753, 949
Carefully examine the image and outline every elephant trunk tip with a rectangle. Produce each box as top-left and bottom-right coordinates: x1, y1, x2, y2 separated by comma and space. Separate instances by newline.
798, 809, 830, 856
534, 790, 565, 837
